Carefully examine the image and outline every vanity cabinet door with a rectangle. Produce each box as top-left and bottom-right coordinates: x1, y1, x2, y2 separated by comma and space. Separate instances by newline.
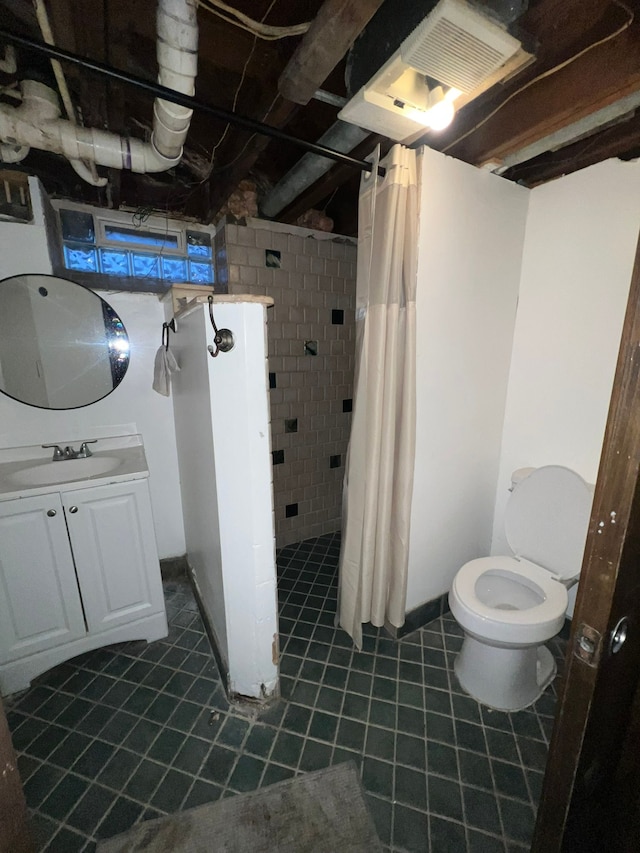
0, 494, 86, 663
62, 480, 164, 634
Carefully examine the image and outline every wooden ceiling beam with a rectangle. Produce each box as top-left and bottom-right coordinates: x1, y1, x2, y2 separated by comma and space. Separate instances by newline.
439, 1, 640, 167
503, 110, 640, 187
205, 0, 386, 220
278, 0, 386, 105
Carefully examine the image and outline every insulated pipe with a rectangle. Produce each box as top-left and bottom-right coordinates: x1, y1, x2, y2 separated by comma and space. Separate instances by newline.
0, 0, 198, 181
261, 121, 369, 218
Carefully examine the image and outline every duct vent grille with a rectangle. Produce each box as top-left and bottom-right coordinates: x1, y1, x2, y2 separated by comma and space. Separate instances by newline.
401, 0, 521, 94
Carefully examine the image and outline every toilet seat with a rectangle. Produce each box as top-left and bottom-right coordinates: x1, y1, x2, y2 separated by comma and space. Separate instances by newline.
451, 555, 567, 645
505, 465, 592, 580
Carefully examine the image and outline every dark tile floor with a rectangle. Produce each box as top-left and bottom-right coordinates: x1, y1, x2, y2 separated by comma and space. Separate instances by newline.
6, 532, 565, 852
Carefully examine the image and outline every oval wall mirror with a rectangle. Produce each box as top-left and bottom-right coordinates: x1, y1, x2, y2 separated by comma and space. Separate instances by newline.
0, 273, 129, 410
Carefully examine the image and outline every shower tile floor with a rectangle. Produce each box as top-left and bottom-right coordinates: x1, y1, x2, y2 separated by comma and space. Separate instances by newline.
6, 532, 565, 852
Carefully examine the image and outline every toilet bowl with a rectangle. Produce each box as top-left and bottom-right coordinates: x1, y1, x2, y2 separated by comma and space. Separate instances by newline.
449, 466, 593, 711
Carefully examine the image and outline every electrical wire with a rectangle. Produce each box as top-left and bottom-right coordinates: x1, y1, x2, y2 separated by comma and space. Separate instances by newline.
211, 93, 280, 174
204, 0, 278, 176
132, 206, 153, 227
441, 0, 635, 155
197, 0, 310, 41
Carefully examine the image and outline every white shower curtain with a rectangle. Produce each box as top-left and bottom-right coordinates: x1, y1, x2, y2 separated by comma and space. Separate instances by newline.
338, 144, 418, 649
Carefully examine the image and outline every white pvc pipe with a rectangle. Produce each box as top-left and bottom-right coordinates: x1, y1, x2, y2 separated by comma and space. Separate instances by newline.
32, 0, 75, 122
33, 0, 107, 187
153, 0, 198, 161
0, 0, 198, 181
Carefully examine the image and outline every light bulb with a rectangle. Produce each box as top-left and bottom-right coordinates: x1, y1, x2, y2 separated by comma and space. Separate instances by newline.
427, 98, 455, 131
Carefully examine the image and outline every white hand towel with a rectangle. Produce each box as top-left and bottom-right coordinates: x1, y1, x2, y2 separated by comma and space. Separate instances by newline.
152, 345, 180, 396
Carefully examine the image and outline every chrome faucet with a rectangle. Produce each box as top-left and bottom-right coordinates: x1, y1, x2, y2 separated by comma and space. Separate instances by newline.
42, 440, 97, 461
42, 444, 65, 461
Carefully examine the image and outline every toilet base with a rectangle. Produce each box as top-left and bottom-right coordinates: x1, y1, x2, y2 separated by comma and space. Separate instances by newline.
454, 634, 557, 711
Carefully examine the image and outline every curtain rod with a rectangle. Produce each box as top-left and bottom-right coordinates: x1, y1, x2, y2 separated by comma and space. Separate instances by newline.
0, 29, 386, 178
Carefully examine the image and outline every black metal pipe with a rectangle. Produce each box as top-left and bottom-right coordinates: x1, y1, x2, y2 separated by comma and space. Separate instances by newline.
0, 28, 385, 178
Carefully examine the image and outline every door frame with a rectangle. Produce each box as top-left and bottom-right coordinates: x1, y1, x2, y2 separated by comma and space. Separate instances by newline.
0, 696, 33, 853
532, 232, 640, 848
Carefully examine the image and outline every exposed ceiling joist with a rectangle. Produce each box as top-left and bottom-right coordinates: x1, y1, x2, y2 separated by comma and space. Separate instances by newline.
278, 0, 386, 105
206, 0, 387, 219
436, 1, 640, 167
2, 0, 639, 234
496, 88, 640, 173
503, 110, 640, 186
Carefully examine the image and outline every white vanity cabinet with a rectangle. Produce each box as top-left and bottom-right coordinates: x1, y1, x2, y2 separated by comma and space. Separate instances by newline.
61, 481, 165, 634
0, 493, 87, 661
0, 476, 167, 695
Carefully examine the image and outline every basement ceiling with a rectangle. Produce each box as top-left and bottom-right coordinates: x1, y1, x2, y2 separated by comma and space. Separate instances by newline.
1, 0, 639, 236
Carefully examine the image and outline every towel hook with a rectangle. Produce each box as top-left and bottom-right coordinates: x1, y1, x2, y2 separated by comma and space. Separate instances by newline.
162, 318, 177, 351
207, 295, 234, 358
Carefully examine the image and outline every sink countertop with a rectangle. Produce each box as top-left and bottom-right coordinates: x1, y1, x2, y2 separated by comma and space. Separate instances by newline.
0, 434, 149, 501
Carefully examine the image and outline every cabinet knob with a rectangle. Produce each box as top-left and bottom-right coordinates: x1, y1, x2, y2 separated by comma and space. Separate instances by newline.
46, 509, 57, 517
68, 506, 78, 514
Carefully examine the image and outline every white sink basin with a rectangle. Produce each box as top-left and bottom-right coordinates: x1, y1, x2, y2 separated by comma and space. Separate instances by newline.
6, 456, 122, 487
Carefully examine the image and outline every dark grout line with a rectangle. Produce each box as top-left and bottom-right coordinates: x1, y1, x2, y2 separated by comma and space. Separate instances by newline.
7, 533, 563, 853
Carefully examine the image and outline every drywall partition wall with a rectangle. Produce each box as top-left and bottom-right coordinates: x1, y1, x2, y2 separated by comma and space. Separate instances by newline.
406, 147, 529, 611
219, 218, 357, 546
492, 160, 640, 571
171, 299, 278, 699
170, 302, 228, 667
0, 286, 186, 560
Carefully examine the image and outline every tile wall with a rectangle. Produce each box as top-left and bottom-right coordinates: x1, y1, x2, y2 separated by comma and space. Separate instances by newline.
215, 218, 357, 547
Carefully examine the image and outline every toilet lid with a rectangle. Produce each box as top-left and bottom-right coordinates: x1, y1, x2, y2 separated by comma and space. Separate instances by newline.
504, 465, 593, 579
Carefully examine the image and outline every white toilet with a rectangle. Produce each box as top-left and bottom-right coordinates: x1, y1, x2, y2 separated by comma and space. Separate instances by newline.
449, 465, 593, 711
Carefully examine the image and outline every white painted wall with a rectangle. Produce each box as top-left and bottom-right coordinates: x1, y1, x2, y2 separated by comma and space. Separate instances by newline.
406, 148, 529, 609
491, 160, 640, 576
172, 301, 278, 699
171, 304, 228, 664
0, 194, 185, 560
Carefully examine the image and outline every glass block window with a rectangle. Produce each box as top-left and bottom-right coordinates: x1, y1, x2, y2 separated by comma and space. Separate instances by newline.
161, 256, 189, 281
59, 208, 214, 288
189, 260, 214, 284
60, 209, 95, 244
99, 249, 130, 276
187, 230, 212, 259
131, 253, 160, 279
64, 244, 98, 272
